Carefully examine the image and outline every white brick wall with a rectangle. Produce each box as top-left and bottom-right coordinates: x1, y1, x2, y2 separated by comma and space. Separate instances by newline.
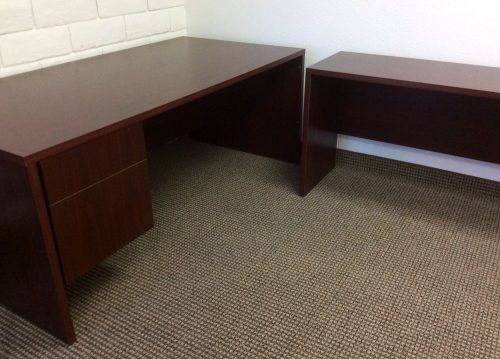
70, 17, 126, 51
125, 9, 171, 39
149, 0, 184, 11
97, 0, 147, 18
170, 6, 187, 32
0, 1, 33, 35
0, 0, 186, 78
32, 0, 98, 28
1, 26, 72, 66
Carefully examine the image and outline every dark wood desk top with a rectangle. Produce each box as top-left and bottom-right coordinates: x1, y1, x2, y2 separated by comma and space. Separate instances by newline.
0, 37, 304, 164
309, 52, 500, 100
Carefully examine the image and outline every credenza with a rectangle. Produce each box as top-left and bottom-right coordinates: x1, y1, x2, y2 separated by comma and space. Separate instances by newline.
300, 52, 500, 196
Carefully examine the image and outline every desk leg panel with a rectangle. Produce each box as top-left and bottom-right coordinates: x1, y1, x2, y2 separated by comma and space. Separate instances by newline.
192, 56, 304, 164
300, 73, 338, 196
0, 160, 75, 343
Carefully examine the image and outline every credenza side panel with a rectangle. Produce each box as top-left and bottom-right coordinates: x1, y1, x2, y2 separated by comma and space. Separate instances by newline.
0, 159, 75, 343
299, 73, 340, 196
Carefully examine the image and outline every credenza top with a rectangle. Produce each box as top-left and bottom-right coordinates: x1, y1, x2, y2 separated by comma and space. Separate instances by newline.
309, 52, 500, 100
0, 37, 304, 164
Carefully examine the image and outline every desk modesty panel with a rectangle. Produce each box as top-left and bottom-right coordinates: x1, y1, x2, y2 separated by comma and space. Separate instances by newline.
300, 52, 500, 196
0, 37, 305, 343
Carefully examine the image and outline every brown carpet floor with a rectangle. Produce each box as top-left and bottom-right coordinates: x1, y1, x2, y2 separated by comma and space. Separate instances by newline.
1, 139, 499, 358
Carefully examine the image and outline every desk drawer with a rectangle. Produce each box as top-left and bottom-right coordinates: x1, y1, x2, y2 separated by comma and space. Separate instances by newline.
50, 160, 153, 283
40, 123, 147, 204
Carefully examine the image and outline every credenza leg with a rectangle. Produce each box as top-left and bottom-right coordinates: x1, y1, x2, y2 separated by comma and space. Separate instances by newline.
0, 160, 76, 344
300, 72, 338, 196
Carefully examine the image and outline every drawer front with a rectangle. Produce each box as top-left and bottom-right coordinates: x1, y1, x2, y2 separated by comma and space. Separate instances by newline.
50, 160, 153, 283
41, 123, 147, 204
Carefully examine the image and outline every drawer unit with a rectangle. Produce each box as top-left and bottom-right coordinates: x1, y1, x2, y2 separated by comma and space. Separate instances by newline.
40, 124, 147, 204
49, 161, 153, 283
40, 123, 153, 283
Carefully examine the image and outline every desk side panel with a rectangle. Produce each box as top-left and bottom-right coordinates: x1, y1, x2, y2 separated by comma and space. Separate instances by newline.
0, 160, 75, 343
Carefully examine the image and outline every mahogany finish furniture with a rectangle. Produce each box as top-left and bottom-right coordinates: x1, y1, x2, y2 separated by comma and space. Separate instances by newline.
300, 52, 500, 196
0, 37, 304, 343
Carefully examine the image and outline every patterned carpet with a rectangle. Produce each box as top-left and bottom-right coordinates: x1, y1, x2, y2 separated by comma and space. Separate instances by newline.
1, 139, 499, 358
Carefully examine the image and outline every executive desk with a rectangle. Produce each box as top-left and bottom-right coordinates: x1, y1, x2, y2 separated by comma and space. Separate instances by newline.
0, 37, 304, 343
300, 52, 500, 196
